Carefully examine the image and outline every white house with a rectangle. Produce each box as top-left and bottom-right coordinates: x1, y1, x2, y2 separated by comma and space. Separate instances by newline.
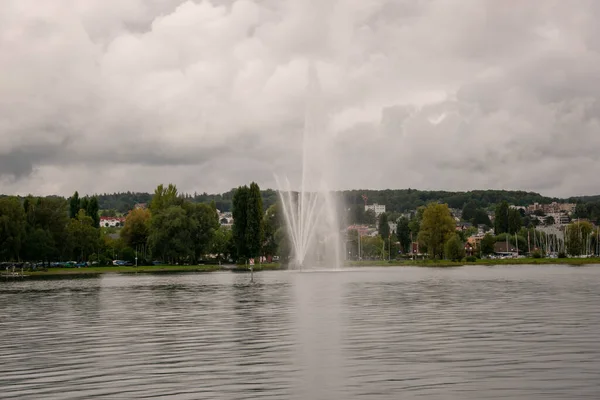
365, 203, 386, 216
100, 217, 125, 227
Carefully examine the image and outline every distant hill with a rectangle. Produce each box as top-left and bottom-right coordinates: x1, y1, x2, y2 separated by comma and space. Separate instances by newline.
94, 188, 562, 214
0, 188, 576, 215
340, 189, 560, 212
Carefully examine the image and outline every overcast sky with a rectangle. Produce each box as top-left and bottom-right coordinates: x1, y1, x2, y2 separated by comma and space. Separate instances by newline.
2, 0, 600, 197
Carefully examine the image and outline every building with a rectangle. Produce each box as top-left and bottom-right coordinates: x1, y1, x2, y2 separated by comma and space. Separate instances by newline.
388, 222, 397, 233
347, 225, 375, 236
100, 216, 125, 227
456, 222, 473, 231
546, 212, 570, 225
218, 211, 233, 226
527, 202, 576, 215
365, 203, 386, 217
467, 233, 485, 249
494, 242, 518, 257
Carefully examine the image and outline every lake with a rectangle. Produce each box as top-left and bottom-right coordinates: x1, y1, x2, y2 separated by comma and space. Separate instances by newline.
1, 265, 600, 399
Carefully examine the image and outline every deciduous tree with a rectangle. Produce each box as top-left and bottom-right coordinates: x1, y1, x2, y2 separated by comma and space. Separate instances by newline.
0, 197, 26, 261
480, 233, 496, 255
417, 203, 455, 259
67, 209, 100, 262
246, 182, 264, 261
262, 204, 281, 258
150, 184, 181, 215
69, 191, 80, 219
232, 185, 249, 261
184, 202, 219, 261
87, 197, 100, 228
396, 217, 411, 253
494, 201, 509, 234
148, 205, 195, 263
378, 213, 390, 240
444, 234, 465, 261
120, 207, 151, 256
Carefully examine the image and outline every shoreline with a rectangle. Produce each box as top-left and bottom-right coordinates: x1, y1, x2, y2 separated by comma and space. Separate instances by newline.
3, 257, 599, 278
346, 257, 600, 268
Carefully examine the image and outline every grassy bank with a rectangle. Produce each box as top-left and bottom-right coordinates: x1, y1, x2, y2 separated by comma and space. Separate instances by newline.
24, 264, 223, 277
345, 257, 600, 267
6, 258, 598, 278
19, 263, 284, 277
230, 263, 282, 272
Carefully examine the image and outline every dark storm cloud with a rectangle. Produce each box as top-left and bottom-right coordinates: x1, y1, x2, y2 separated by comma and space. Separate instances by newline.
2, 0, 600, 196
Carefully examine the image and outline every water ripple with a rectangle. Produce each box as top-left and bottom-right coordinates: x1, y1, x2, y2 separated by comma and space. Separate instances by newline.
1, 266, 600, 399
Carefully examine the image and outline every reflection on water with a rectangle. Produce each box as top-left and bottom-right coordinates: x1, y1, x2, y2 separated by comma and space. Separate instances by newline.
1, 266, 600, 399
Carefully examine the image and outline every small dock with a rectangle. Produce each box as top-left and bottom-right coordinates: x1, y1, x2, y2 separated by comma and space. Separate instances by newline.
1, 267, 27, 280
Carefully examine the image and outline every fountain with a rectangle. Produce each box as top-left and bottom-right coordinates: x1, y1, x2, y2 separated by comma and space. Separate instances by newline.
275, 64, 342, 270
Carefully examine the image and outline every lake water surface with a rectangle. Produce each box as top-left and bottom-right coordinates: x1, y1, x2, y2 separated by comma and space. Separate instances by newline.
1, 265, 600, 399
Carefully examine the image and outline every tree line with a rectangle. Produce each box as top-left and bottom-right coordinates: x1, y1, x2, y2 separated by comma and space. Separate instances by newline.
81, 188, 572, 217
0, 182, 287, 266
352, 201, 599, 262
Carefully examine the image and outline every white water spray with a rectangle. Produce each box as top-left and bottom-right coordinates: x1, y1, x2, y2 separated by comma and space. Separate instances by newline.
275, 64, 342, 270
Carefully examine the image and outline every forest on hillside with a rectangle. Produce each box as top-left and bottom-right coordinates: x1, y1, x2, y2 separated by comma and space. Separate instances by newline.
93, 188, 561, 214
0, 188, 568, 215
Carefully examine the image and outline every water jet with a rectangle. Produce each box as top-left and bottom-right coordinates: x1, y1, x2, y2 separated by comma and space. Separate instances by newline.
276, 64, 342, 270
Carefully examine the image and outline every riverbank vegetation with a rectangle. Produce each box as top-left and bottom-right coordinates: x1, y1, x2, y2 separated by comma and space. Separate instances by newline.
4, 185, 600, 270
0, 182, 284, 268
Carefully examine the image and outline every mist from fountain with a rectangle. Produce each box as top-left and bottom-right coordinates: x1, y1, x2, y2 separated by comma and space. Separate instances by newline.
275, 64, 342, 270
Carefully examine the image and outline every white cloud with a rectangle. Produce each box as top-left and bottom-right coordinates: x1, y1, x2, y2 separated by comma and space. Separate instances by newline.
2, 0, 600, 197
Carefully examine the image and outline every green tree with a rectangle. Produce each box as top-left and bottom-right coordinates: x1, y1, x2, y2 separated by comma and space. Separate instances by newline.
573, 203, 589, 219
0, 197, 27, 261
274, 227, 292, 261
545, 215, 555, 225
101, 209, 117, 217
210, 227, 234, 262
508, 208, 522, 233
80, 197, 89, 217
472, 209, 491, 226
408, 206, 425, 239
120, 207, 151, 259
262, 204, 281, 258
150, 183, 181, 215
565, 220, 594, 256
23, 228, 54, 262
69, 191, 80, 219
364, 209, 377, 225
480, 233, 496, 255
378, 213, 390, 240
348, 204, 367, 225
494, 201, 509, 234
184, 202, 219, 261
444, 234, 465, 261
246, 182, 264, 261
148, 205, 195, 263
461, 201, 478, 221
417, 203, 455, 259
360, 236, 385, 259
87, 196, 100, 228
396, 217, 411, 253
25, 196, 70, 260
232, 185, 249, 261
67, 209, 100, 262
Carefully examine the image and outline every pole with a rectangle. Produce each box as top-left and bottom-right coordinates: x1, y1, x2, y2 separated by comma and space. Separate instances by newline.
358, 231, 361, 261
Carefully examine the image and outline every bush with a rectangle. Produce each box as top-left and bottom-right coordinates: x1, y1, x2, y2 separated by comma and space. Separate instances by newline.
444, 234, 465, 262
465, 255, 477, 262
531, 250, 542, 259
558, 251, 567, 259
